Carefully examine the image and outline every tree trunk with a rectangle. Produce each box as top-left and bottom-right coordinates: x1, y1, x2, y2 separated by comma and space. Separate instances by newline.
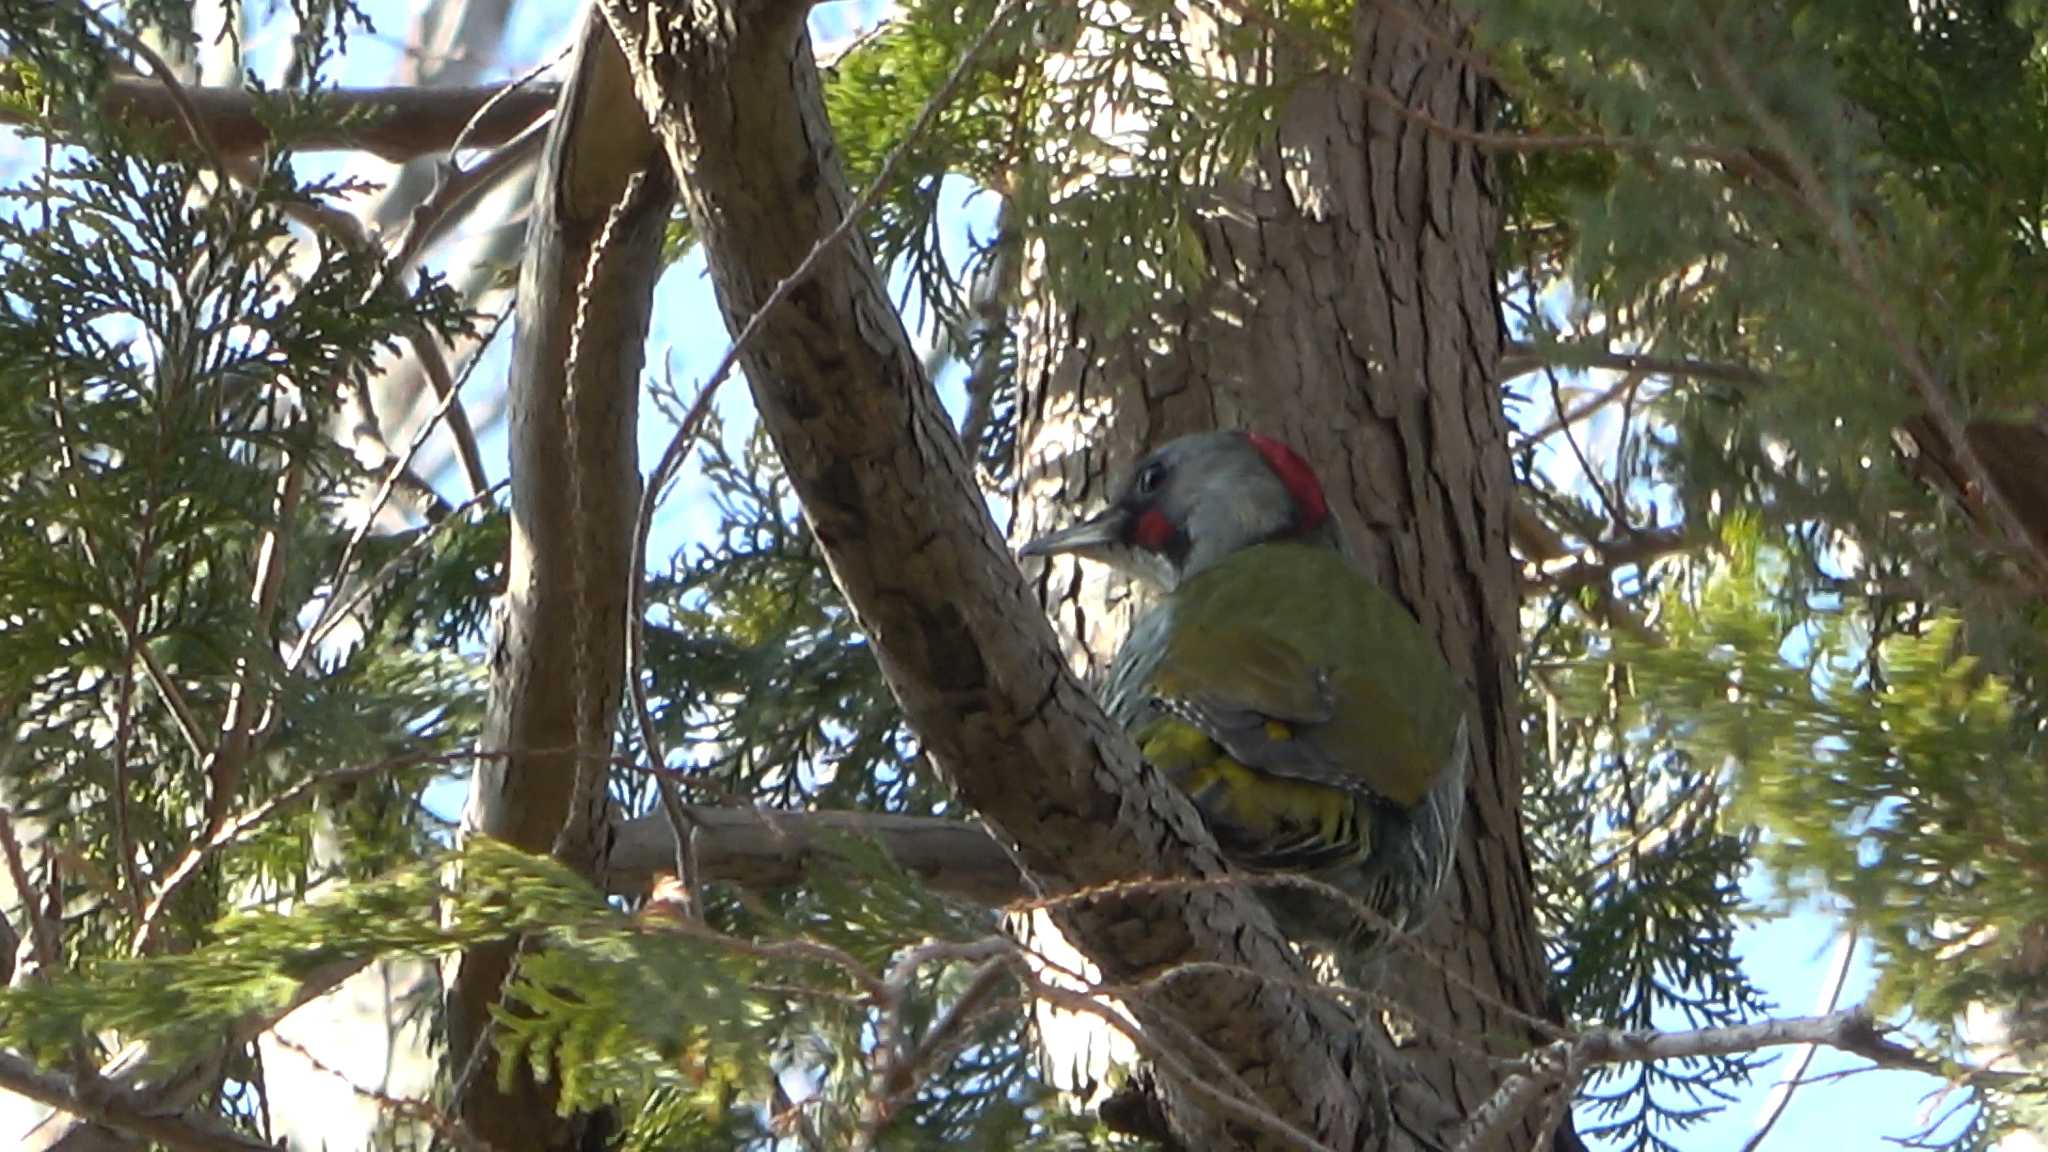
1014, 0, 1561, 1142
599, 1, 1409, 1146
594, 0, 1562, 1144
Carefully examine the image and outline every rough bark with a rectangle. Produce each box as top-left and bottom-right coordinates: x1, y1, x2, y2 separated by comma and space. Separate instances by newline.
596, 2, 1413, 1147
443, 12, 673, 1150
1012, 1, 1559, 1145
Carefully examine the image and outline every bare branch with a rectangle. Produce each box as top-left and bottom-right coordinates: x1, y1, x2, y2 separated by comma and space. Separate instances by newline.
445, 10, 673, 1146
1742, 929, 1860, 1152
955, 201, 1018, 460
62, 3, 231, 189
199, 454, 307, 847
1527, 526, 1701, 597
607, 805, 1025, 905
386, 111, 555, 283
619, 0, 1016, 926
1455, 1005, 2023, 1152
265, 1033, 491, 1152
288, 305, 511, 676
134, 647, 207, 762
0, 76, 560, 161
0, 807, 58, 982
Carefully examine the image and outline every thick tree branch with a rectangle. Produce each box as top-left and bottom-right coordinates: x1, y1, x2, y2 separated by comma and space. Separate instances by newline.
0, 75, 559, 161
597, 2, 1376, 1146
444, 12, 673, 1150
607, 805, 1025, 905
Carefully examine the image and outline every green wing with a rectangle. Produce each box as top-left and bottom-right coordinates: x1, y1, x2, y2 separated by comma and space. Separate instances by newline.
1147, 542, 1465, 809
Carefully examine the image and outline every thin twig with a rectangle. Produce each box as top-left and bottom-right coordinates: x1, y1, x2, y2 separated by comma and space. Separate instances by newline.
385, 115, 548, 279
0, 807, 58, 979
65, 1, 232, 190
222, 152, 499, 501
1006, 870, 1573, 1043
1455, 1003, 2022, 1152
1544, 362, 1631, 535
855, 939, 1015, 1149
955, 200, 1017, 460
1741, 928, 1860, 1152
135, 644, 208, 761
1124, 959, 1505, 1069
384, 44, 568, 277
133, 747, 523, 954
200, 455, 306, 841
267, 1032, 497, 1152
1019, 964, 1339, 1152
1500, 342, 1771, 389
107, 558, 152, 927
402, 321, 492, 499
289, 305, 514, 673
302, 480, 509, 658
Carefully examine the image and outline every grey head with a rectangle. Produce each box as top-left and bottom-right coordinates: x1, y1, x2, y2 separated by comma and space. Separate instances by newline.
1018, 430, 1335, 590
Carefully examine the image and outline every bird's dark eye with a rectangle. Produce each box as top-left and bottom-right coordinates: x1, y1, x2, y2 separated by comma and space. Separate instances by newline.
1134, 462, 1165, 496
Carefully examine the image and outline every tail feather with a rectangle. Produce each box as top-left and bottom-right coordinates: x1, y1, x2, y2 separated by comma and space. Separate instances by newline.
1410, 713, 1471, 915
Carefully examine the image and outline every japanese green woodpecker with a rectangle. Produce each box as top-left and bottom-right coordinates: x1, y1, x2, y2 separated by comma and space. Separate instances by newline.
1020, 430, 1470, 962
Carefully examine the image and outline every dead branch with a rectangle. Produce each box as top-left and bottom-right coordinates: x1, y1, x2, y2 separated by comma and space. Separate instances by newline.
0, 75, 559, 162
1455, 1005, 2023, 1152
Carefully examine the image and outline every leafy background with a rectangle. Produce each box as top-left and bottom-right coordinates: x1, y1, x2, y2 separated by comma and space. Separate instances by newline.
2, 0, 2046, 1148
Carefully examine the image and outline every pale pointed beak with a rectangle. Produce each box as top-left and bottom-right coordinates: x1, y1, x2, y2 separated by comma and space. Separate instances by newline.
1017, 507, 1128, 558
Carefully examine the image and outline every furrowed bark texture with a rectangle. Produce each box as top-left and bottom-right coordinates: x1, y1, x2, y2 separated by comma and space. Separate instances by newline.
598, 2, 1385, 1146
446, 13, 673, 1150
1014, 1, 1556, 1145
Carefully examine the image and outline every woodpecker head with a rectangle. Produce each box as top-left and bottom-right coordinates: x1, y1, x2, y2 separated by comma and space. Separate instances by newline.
1019, 430, 1333, 589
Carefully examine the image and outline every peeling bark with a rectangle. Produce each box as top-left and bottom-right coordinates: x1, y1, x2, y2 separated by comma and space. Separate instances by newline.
445, 12, 673, 1149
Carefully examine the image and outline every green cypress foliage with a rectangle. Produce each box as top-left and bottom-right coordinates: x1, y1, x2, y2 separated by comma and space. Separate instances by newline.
6, 0, 2048, 1148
